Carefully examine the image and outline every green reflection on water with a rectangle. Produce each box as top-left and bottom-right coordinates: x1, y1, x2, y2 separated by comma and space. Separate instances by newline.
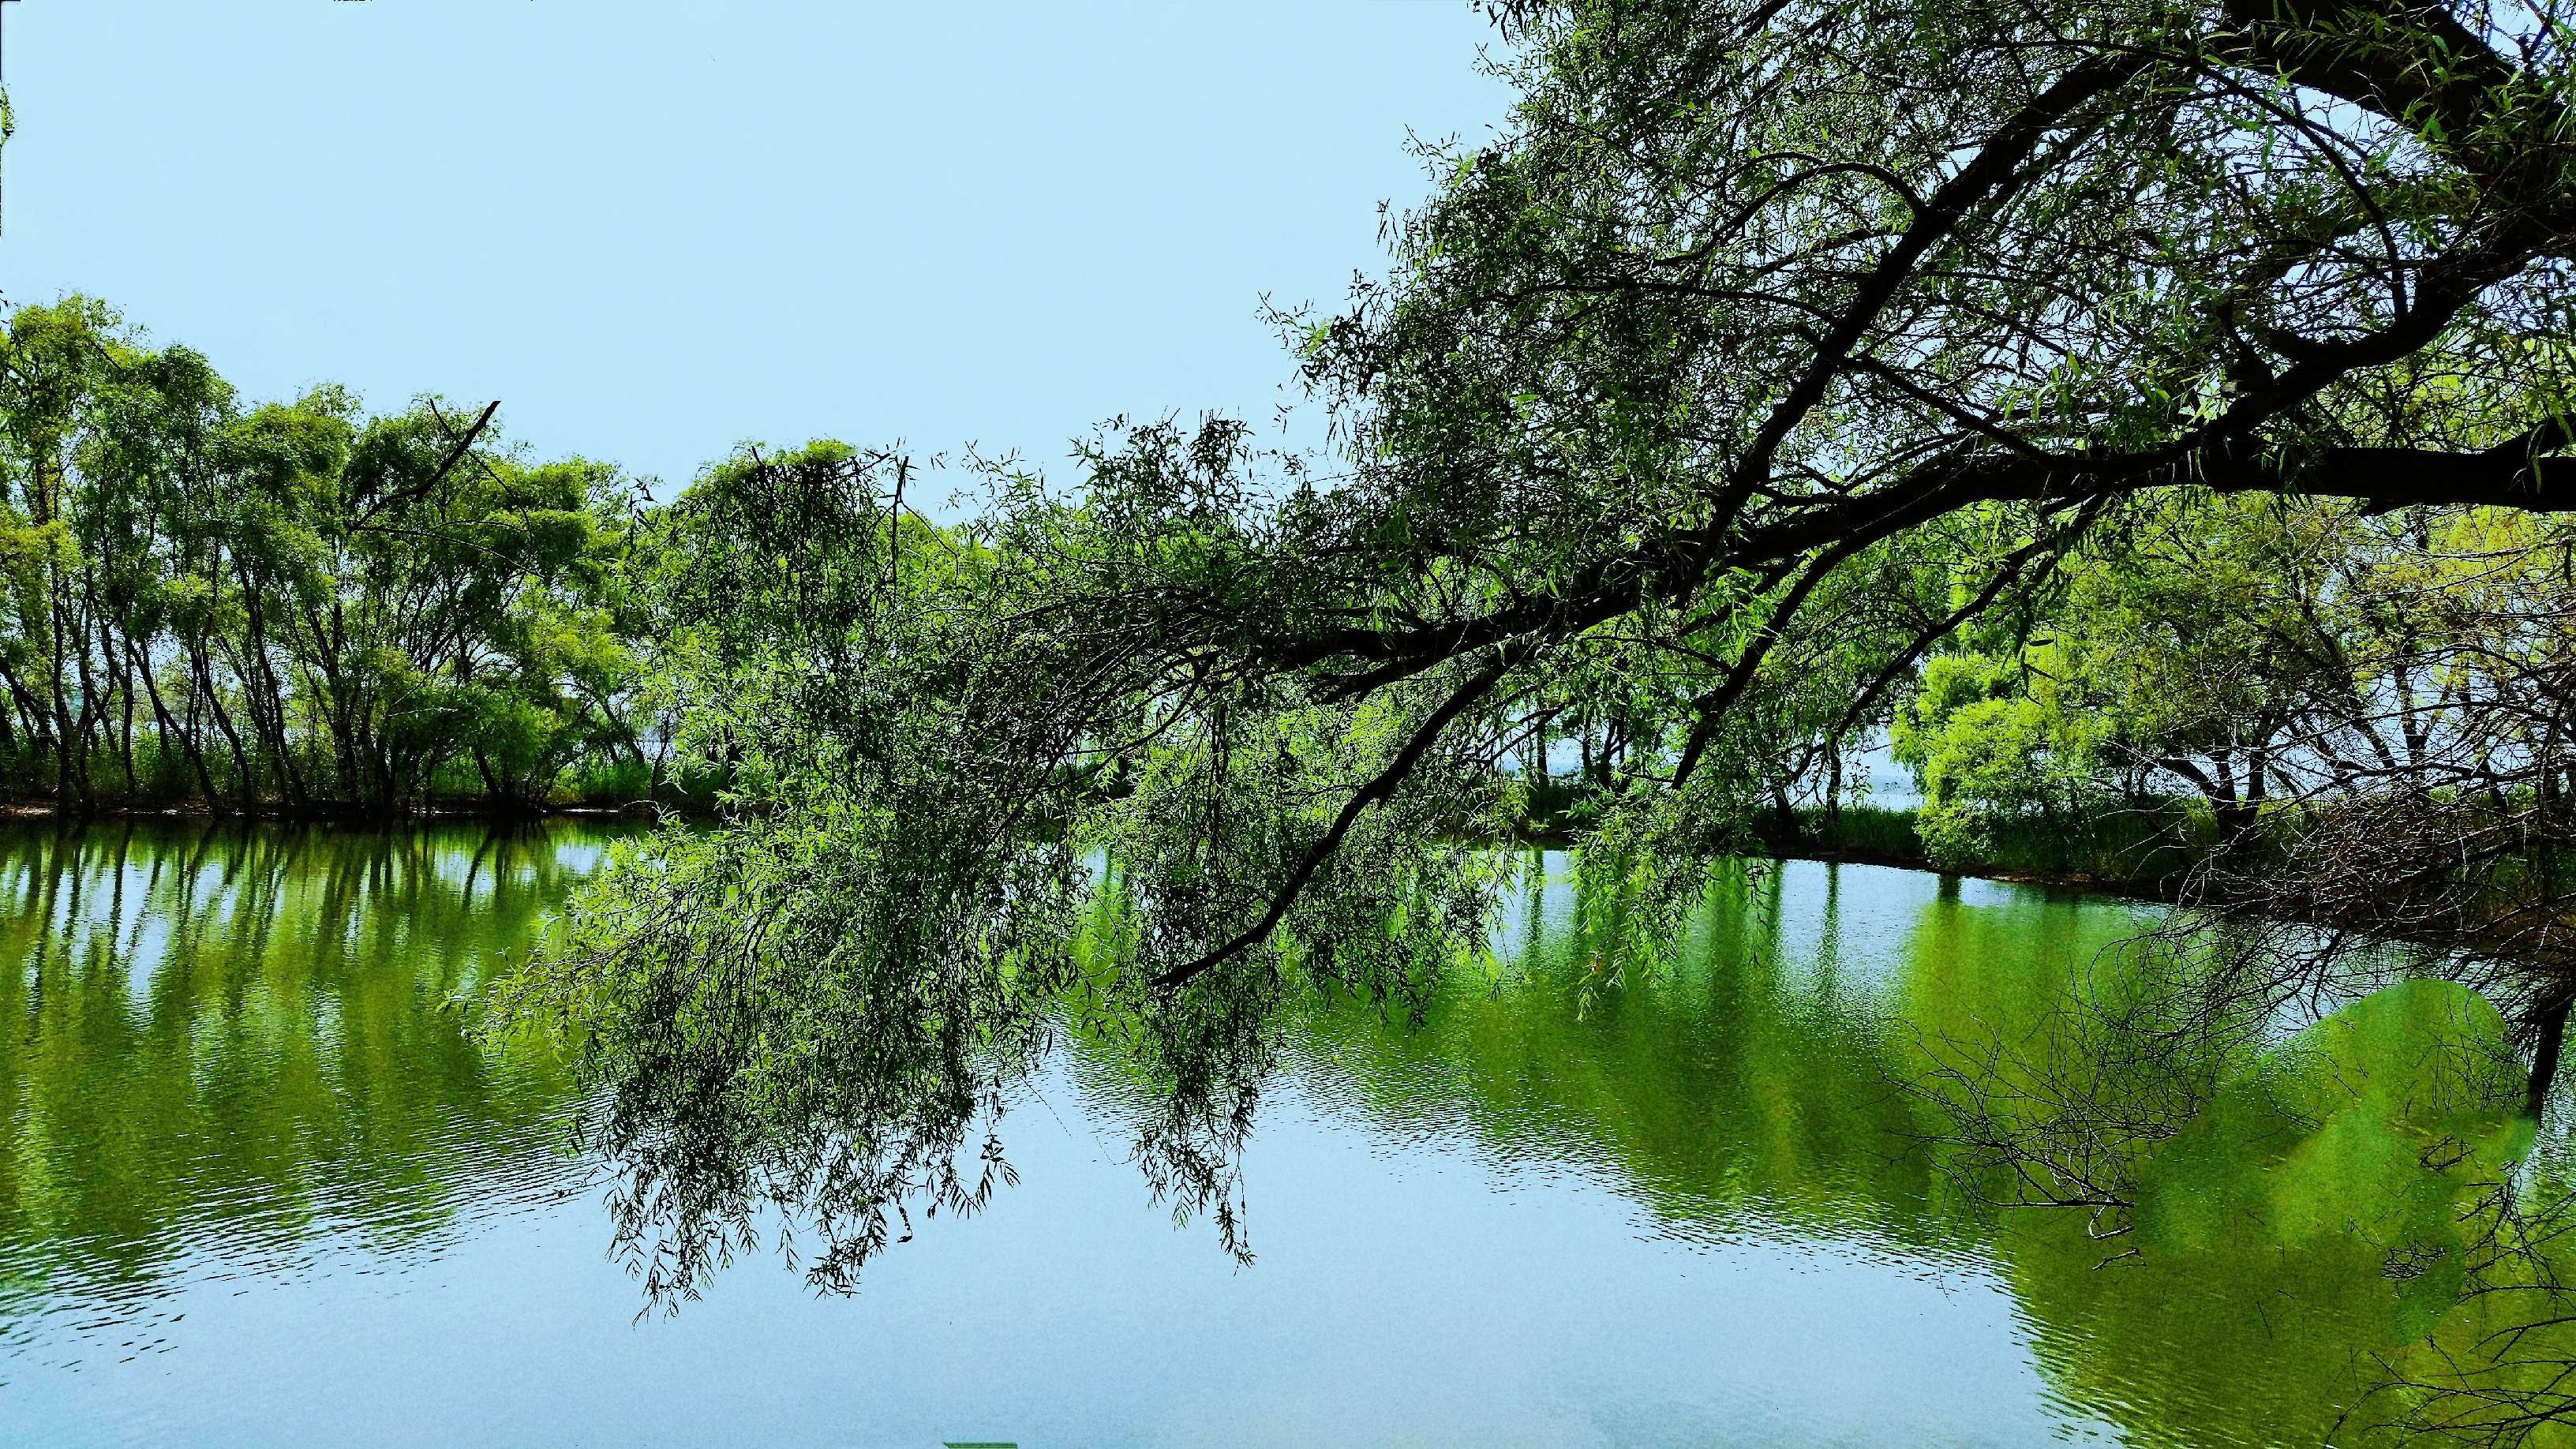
1271, 857, 2570, 1447
0, 819, 605, 1321
4, 825, 2570, 1447
1270, 859, 1964, 1252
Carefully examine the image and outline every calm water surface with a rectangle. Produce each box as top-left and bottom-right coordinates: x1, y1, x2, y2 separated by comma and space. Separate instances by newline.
0, 821, 2544, 1446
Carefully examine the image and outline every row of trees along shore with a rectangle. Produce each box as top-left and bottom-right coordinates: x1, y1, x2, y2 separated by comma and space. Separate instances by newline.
29, 286, 2570, 874
0, 297, 679, 814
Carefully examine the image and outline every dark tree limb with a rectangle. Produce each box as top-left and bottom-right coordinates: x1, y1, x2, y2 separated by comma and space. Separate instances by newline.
1149, 650, 1517, 992
351, 399, 500, 529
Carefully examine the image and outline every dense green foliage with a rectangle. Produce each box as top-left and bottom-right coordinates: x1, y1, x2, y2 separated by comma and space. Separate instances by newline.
0, 298, 661, 812
1896, 499, 2576, 861
483, 0, 2576, 1324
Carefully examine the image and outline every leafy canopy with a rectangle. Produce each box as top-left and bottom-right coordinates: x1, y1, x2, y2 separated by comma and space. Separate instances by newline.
507, 0, 2576, 1299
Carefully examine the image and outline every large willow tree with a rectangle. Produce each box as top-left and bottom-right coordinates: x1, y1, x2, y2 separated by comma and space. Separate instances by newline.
512, 0, 2576, 1297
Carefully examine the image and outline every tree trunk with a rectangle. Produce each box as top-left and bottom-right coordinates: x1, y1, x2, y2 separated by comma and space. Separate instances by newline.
2533, 992, 2571, 1122
1825, 738, 1843, 830
132, 635, 215, 803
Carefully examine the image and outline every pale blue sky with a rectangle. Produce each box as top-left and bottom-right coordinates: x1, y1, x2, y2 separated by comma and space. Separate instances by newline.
2, 2, 1512, 494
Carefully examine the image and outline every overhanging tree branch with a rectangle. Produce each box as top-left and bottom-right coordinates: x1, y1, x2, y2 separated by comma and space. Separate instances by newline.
1149, 649, 1518, 992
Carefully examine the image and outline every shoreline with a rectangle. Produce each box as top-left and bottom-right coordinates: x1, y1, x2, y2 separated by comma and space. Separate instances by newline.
1, 800, 2180, 902
0, 799, 665, 825
1756, 839, 2180, 904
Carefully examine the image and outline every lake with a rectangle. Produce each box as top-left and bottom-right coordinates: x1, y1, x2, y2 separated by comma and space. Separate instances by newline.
0, 820, 2563, 1447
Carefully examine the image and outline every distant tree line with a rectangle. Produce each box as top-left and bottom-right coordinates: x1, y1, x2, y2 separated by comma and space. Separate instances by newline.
0, 297, 666, 814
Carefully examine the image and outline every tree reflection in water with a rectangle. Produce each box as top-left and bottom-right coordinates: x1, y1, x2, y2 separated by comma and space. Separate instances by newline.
9, 826, 2576, 1444
1186, 856, 2576, 1447
0, 818, 601, 1356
